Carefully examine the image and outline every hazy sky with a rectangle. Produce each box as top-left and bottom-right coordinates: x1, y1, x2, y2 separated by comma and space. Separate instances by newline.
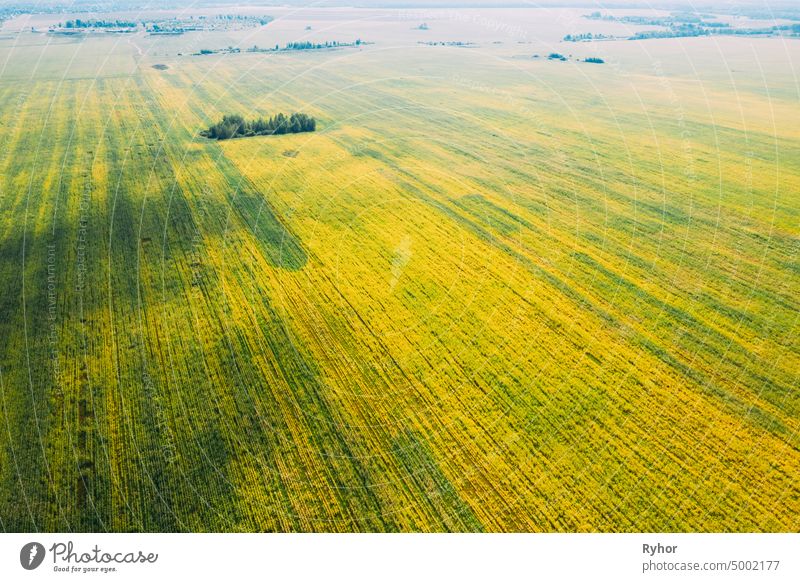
0, 0, 793, 5
1, 0, 798, 12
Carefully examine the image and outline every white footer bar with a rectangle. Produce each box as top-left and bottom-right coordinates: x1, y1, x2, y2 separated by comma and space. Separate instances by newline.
1, 533, 796, 581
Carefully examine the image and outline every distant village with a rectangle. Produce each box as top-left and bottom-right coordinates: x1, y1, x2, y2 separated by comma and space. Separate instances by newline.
46, 14, 273, 36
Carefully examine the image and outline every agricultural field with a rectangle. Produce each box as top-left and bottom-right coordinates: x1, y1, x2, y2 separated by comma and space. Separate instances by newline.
0, 5, 798, 532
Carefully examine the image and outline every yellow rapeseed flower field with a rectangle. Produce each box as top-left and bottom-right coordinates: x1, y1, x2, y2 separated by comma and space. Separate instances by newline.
0, 21, 797, 532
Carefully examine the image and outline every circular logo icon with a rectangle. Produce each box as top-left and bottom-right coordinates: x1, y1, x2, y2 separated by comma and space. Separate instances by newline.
20, 542, 46, 570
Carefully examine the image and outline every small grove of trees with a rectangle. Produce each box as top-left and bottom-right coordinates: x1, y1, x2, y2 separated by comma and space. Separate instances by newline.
63, 19, 136, 28
201, 113, 317, 140
584, 57, 605, 64
563, 33, 612, 41
284, 40, 362, 50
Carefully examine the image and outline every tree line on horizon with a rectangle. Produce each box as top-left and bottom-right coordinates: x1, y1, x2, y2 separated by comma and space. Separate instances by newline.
61, 19, 136, 28
200, 113, 316, 140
